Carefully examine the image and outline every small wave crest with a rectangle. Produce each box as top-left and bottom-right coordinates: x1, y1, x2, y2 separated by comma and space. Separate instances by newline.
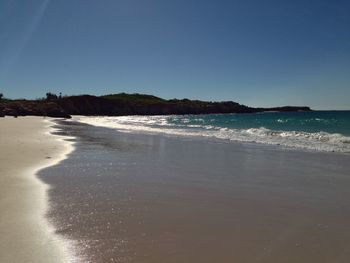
239, 127, 350, 152
75, 116, 350, 153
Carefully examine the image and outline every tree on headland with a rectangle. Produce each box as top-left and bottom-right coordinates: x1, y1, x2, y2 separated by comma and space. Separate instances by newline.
45, 92, 58, 101
0, 93, 3, 101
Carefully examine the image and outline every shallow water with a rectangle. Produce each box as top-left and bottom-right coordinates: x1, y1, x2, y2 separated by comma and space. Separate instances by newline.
76, 111, 350, 153
40, 120, 350, 262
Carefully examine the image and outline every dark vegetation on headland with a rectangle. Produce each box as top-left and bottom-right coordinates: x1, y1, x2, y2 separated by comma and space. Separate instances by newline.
0, 92, 311, 118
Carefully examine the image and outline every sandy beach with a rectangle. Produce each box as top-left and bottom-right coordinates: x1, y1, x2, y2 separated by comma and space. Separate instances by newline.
2, 116, 349, 262
0, 117, 75, 263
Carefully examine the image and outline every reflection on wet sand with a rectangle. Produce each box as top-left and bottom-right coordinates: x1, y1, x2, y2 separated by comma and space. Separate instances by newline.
40, 121, 350, 263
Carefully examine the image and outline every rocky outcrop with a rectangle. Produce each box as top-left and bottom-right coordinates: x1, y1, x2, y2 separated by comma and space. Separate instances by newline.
0, 93, 312, 118
0, 100, 71, 118
0, 105, 4, 117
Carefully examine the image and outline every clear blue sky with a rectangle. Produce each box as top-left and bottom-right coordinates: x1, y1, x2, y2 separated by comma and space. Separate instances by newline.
0, 0, 349, 109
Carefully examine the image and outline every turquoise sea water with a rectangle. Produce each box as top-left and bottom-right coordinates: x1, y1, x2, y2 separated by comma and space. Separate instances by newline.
76, 111, 350, 153
166, 111, 350, 135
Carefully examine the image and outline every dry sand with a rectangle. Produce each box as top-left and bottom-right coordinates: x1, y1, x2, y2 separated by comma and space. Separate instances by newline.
0, 116, 75, 263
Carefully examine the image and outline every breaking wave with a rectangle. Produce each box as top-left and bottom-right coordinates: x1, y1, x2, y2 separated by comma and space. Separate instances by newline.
74, 115, 350, 153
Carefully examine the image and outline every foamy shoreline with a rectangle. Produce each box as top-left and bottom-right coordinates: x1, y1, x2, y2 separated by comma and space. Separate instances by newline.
74, 115, 350, 153
0, 116, 77, 262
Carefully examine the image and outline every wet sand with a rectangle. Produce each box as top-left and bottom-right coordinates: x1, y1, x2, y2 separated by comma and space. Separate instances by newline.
0, 117, 75, 263
42, 120, 350, 263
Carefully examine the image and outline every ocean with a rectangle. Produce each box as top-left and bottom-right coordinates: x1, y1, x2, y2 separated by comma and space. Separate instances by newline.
75, 111, 350, 153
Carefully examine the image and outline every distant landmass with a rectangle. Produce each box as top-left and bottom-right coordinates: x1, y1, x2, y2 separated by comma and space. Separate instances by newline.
0, 93, 311, 118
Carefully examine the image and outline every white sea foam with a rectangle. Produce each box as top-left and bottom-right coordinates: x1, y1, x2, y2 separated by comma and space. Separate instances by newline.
74, 116, 350, 153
